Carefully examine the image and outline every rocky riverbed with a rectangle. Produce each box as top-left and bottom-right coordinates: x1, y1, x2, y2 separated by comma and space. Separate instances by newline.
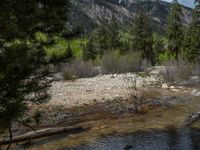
2, 69, 200, 148
32, 70, 200, 128
48, 73, 156, 107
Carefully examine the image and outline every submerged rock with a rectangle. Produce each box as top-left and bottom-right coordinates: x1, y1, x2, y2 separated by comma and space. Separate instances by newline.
124, 145, 133, 150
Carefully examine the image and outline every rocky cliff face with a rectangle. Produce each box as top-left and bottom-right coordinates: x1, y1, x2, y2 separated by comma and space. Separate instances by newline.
69, 0, 192, 33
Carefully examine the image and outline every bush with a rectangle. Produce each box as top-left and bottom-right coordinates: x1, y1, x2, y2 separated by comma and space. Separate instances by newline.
124, 74, 158, 113
119, 52, 143, 73
101, 51, 146, 74
161, 58, 195, 83
62, 60, 99, 80
101, 51, 119, 74
62, 68, 76, 80
72, 60, 99, 78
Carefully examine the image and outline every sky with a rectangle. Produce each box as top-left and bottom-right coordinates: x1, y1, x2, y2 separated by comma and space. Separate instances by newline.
162, 0, 196, 8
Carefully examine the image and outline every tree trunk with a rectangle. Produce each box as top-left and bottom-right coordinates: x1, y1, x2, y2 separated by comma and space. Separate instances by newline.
175, 49, 179, 62
184, 111, 200, 126
0, 126, 87, 146
6, 124, 12, 150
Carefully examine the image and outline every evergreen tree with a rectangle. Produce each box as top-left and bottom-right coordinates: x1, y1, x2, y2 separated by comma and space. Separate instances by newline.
92, 19, 109, 56
166, 0, 184, 61
83, 38, 97, 61
0, 0, 69, 149
106, 15, 120, 50
91, 16, 120, 56
66, 42, 73, 59
186, 0, 200, 62
131, 9, 155, 65
153, 34, 165, 64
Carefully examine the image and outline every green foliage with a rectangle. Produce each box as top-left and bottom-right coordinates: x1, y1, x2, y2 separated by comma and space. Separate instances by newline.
153, 34, 165, 64
90, 16, 120, 56
0, 0, 70, 145
83, 38, 97, 61
106, 16, 120, 49
185, 2, 200, 62
46, 38, 86, 62
166, 0, 184, 61
131, 9, 155, 65
66, 42, 73, 59
158, 51, 172, 63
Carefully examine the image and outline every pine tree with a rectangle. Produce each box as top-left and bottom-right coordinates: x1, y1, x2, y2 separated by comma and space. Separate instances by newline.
106, 15, 120, 50
131, 9, 155, 65
83, 38, 97, 61
166, 0, 184, 61
92, 18, 109, 56
186, 0, 200, 62
0, 0, 69, 149
66, 42, 73, 59
153, 34, 165, 64
91, 16, 120, 56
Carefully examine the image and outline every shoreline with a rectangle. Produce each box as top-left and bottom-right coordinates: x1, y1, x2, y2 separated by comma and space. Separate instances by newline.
1, 73, 200, 148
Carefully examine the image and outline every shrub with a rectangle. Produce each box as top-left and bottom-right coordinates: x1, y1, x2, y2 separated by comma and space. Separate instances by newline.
101, 51, 146, 74
71, 60, 99, 78
62, 60, 99, 80
161, 64, 177, 83
62, 68, 76, 80
119, 52, 143, 73
101, 51, 119, 74
124, 74, 161, 113
161, 58, 194, 83
124, 74, 141, 113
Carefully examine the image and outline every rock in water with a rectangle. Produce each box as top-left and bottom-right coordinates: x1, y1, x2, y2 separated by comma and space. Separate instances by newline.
124, 145, 133, 150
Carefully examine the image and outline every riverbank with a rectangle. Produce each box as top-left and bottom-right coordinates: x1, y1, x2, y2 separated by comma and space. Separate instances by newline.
3, 90, 200, 150
1, 72, 200, 149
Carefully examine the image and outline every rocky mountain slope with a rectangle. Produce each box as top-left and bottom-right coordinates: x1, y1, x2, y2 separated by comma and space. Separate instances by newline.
68, 0, 192, 33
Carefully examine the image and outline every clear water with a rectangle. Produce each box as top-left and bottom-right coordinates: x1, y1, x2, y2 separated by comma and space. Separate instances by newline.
65, 128, 200, 150
11, 128, 200, 150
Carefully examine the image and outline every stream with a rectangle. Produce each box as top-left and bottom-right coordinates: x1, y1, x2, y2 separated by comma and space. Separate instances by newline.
10, 128, 200, 150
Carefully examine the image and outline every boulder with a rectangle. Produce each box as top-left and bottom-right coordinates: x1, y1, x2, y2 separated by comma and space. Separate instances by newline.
170, 86, 175, 89
172, 89, 180, 92
162, 83, 169, 90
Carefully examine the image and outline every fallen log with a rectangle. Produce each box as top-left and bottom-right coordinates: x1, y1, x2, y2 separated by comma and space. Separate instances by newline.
184, 111, 200, 126
0, 125, 88, 145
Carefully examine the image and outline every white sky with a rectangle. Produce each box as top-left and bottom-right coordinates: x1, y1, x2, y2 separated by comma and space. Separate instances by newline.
162, 0, 195, 8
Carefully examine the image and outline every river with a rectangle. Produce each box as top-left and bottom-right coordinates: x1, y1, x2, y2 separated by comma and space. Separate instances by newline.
10, 128, 200, 150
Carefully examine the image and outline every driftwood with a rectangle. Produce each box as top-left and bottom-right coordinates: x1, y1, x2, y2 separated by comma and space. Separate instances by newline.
184, 111, 200, 126
0, 125, 88, 145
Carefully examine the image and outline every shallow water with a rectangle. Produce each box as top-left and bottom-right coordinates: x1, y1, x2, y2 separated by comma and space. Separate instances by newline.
11, 128, 200, 150
67, 128, 200, 150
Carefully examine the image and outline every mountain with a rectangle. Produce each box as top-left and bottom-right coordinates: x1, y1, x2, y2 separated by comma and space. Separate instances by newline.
68, 0, 192, 34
